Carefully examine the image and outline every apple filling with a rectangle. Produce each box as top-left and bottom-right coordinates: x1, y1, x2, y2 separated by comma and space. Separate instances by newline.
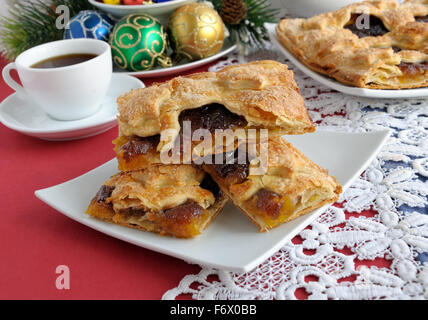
253, 189, 283, 218
399, 61, 428, 76
244, 189, 298, 228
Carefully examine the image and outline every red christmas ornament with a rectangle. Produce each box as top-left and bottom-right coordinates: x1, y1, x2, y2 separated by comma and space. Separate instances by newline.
123, 0, 145, 4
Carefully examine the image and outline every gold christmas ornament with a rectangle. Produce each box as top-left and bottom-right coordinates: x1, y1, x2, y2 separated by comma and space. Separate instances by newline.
168, 3, 225, 61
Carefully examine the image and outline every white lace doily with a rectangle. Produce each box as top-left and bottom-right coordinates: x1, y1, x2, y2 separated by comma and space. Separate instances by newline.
163, 46, 428, 300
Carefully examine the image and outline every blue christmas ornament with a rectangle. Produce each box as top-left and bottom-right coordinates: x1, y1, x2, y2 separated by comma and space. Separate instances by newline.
64, 10, 115, 41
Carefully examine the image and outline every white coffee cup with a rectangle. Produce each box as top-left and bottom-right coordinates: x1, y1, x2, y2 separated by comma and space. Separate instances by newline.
2, 39, 112, 121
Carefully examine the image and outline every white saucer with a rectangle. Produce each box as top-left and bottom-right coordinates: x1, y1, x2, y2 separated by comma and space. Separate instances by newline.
113, 38, 237, 78
266, 23, 428, 99
0, 74, 144, 141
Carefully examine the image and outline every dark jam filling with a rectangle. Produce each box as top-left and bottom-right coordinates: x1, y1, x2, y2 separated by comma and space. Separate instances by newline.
118, 207, 147, 218
255, 189, 283, 219
213, 148, 252, 185
120, 135, 160, 161
163, 201, 204, 224
178, 104, 247, 133
344, 14, 389, 38
118, 201, 204, 222
200, 174, 223, 199
415, 16, 428, 23
399, 61, 428, 76
94, 185, 115, 205
121, 104, 247, 161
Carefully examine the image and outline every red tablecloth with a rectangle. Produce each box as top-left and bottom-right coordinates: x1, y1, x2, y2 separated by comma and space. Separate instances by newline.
0, 55, 223, 299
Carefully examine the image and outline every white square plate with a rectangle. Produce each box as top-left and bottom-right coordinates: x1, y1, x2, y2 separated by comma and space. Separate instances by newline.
35, 130, 390, 273
266, 23, 428, 99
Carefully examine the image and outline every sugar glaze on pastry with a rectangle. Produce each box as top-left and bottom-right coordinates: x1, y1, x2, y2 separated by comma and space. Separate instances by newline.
117, 60, 315, 155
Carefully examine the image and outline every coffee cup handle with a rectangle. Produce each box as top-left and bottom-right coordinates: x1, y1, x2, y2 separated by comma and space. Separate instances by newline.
2, 62, 27, 98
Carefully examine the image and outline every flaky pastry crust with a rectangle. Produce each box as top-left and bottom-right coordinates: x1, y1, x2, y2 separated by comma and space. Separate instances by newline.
276, 0, 428, 89
86, 165, 227, 238
203, 137, 342, 232
117, 60, 315, 153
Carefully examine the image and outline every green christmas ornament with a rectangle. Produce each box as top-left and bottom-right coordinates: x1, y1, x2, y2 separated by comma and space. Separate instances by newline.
110, 14, 172, 71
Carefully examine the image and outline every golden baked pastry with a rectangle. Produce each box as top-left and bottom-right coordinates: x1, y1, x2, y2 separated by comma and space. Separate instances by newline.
86, 165, 227, 238
117, 60, 315, 161
202, 137, 342, 232
276, 0, 428, 89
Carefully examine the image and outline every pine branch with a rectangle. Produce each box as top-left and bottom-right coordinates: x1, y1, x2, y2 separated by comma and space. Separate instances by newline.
0, 0, 93, 60
209, 0, 278, 48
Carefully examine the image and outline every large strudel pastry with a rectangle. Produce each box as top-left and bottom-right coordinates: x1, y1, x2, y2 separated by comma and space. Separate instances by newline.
87, 60, 342, 238
276, 0, 428, 89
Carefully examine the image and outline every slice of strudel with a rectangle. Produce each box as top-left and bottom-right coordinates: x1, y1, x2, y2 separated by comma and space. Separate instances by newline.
114, 60, 315, 171
86, 164, 227, 238
202, 137, 342, 232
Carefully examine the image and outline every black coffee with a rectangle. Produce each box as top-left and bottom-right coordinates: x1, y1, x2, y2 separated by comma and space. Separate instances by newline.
31, 53, 97, 69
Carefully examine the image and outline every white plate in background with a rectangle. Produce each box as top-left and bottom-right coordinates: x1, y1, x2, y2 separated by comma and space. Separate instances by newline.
266, 23, 428, 99
35, 130, 390, 272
